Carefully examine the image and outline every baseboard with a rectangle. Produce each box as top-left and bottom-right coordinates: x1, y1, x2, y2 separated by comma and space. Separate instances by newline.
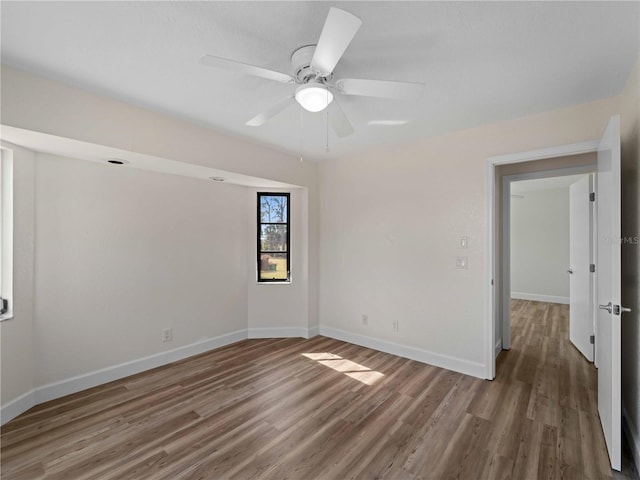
511, 292, 570, 304
1, 329, 247, 425
2, 324, 486, 425
1, 389, 36, 425
495, 339, 503, 358
248, 326, 310, 339
623, 405, 640, 475
318, 326, 485, 379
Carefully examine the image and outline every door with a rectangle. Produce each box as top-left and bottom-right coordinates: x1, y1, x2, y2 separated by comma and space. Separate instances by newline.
569, 175, 594, 361
596, 115, 628, 471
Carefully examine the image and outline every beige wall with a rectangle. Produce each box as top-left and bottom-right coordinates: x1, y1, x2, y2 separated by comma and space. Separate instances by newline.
33, 153, 249, 385
620, 57, 640, 462
0, 67, 317, 188
319, 96, 621, 376
1, 64, 320, 350
0, 143, 36, 407
0, 67, 320, 420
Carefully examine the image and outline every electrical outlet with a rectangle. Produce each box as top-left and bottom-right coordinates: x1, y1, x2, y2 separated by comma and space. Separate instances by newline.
162, 328, 173, 342
456, 256, 468, 269
362, 314, 368, 326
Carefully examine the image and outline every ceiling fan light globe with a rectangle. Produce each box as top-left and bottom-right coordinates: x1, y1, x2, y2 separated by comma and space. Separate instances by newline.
295, 84, 334, 112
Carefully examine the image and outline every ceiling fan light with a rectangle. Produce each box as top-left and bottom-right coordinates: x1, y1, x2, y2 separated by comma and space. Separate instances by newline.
295, 83, 334, 112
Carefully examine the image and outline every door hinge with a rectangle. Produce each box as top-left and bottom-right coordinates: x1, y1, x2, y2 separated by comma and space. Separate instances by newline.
590, 335, 595, 345
590, 264, 596, 273
589, 192, 596, 202
0, 298, 7, 315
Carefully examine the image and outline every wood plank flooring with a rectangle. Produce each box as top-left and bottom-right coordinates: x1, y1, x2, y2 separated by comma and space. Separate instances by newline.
1, 300, 636, 479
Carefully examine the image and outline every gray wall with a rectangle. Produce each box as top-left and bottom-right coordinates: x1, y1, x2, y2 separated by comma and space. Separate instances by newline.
510, 187, 570, 303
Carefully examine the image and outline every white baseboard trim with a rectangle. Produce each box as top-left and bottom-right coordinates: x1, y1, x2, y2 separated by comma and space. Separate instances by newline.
1, 329, 247, 425
623, 406, 640, 474
35, 329, 247, 405
248, 327, 310, 339
307, 326, 319, 338
2, 325, 486, 425
511, 292, 570, 304
318, 326, 485, 379
1, 389, 36, 425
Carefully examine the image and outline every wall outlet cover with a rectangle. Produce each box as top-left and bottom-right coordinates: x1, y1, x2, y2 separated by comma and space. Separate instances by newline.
162, 328, 173, 342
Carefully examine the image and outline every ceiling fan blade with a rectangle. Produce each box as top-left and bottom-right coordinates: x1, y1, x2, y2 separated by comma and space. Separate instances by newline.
328, 99, 354, 137
246, 97, 296, 127
311, 8, 362, 76
200, 54, 294, 84
337, 78, 424, 100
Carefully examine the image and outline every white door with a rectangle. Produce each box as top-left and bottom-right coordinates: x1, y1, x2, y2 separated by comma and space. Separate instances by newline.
596, 115, 629, 471
569, 175, 594, 361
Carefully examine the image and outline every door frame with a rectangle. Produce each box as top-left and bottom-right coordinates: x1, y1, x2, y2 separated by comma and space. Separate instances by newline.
484, 140, 599, 379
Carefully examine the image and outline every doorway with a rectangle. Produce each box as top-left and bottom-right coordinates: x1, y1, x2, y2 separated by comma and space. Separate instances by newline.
496, 168, 593, 352
485, 116, 625, 471
483, 142, 599, 380
506, 172, 596, 361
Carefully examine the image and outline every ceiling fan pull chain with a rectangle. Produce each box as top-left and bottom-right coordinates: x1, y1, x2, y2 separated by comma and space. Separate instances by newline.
326, 90, 330, 153
299, 106, 304, 163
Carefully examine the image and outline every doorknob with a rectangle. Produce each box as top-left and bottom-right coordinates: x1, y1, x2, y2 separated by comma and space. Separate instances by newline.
599, 302, 613, 313
567, 268, 574, 274
614, 305, 632, 315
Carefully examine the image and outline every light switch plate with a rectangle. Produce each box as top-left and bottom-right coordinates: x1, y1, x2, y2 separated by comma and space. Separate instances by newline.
459, 236, 468, 248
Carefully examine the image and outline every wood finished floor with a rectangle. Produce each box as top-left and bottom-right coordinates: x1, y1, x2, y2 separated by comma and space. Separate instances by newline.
1, 300, 637, 479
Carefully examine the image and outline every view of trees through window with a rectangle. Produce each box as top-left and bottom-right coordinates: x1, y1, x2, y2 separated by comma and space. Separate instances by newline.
258, 193, 290, 282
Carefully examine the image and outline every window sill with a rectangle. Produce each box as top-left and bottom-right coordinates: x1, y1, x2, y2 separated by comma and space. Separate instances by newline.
0, 311, 14, 322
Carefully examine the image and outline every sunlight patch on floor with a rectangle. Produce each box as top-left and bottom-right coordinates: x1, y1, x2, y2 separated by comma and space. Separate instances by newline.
302, 352, 385, 385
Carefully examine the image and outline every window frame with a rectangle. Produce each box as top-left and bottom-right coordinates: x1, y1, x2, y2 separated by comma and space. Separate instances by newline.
257, 192, 291, 283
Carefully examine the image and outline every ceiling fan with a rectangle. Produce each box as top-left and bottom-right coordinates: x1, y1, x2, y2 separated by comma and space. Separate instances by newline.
199, 7, 424, 137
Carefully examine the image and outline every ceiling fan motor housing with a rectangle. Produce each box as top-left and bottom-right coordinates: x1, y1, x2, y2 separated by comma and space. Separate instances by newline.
290, 45, 331, 84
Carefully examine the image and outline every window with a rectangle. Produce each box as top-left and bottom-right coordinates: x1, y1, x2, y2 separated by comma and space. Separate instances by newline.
257, 192, 290, 282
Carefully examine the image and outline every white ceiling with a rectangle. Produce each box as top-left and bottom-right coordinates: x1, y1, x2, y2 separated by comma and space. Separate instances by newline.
1, 1, 639, 161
